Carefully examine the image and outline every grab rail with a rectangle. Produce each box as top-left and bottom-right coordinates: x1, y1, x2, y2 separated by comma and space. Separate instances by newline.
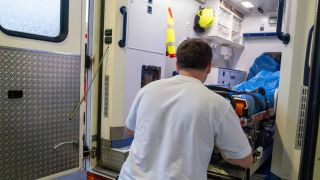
276, 0, 290, 44
303, 26, 314, 86
118, 6, 128, 48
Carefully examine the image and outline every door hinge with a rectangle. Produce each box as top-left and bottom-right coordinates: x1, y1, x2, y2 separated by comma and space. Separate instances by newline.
83, 145, 96, 159
85, 55, 92, 69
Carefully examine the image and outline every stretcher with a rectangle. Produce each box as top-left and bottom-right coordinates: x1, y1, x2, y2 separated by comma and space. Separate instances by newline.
207, 85, 276, 123
206, 85, 276, 179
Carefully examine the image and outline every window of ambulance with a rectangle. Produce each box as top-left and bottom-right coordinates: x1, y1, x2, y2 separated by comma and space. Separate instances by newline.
0, 0, 68, 42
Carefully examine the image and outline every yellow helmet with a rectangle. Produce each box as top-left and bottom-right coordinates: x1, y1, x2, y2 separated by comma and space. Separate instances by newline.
194, 7, 215, 33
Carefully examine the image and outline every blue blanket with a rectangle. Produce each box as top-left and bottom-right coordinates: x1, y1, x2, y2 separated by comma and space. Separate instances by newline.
233, 70, 280, 114
247, 54, 280, 80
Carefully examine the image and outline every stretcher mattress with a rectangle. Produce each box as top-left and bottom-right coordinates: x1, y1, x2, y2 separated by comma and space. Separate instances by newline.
233, 70, 279, 108
233, 93, 267, 116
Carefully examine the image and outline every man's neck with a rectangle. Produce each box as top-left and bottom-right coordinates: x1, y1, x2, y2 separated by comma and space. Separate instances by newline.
178, 69, 206, 82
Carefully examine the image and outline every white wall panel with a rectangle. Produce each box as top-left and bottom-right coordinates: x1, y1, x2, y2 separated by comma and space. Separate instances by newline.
242, 13, 277, 33
124, 48, 166, 116
165, 0, 223, 78
232, 39, 284, 72
232, 13, 284, 72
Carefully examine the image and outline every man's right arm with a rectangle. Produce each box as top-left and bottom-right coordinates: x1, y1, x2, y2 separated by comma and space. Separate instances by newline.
215, 105, 253, 169
224, 153, 253, 169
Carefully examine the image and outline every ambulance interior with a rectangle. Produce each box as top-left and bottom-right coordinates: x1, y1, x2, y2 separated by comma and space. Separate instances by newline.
85, 0, 317, 179
0, 0, 319, 179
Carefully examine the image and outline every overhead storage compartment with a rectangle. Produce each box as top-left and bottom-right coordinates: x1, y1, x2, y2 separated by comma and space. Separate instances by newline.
201, 1, 244, 48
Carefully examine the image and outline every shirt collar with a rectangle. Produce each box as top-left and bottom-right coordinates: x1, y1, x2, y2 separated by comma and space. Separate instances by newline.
172, 75, 203, 84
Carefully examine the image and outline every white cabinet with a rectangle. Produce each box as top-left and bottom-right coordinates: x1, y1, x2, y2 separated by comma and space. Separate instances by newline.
204, 4, 243, 47
218, 7, 233, 29
127, 0, 167, 54
231, 16, 242, 44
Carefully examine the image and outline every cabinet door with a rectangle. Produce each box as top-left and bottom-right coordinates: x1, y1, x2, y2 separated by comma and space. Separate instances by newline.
127, 0, 167, 54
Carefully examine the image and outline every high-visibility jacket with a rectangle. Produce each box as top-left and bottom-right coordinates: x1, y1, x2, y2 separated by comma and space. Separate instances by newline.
166, 6, 176, 58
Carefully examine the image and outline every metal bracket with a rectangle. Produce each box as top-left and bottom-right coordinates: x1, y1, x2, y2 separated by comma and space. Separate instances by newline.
83, 144, 97, 159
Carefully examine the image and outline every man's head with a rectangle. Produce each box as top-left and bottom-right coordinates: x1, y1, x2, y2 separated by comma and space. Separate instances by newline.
176, 38, 213, 82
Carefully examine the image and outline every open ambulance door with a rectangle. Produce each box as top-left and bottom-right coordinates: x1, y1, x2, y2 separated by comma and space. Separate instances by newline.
0, 0, 86, 179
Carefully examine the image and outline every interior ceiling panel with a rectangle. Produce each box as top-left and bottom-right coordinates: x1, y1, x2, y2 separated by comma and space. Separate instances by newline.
224, 0, 279, 14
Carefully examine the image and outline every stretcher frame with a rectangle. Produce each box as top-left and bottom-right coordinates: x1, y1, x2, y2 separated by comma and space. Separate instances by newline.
207, 91, 276, 179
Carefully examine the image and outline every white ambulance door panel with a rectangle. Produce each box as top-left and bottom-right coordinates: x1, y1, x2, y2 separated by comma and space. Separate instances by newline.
124, 48, 166, 116
0, 0, 85, 179
127, 0, 167, 54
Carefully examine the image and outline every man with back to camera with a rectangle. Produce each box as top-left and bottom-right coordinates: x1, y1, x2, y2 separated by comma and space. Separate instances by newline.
119, 38, 253, 180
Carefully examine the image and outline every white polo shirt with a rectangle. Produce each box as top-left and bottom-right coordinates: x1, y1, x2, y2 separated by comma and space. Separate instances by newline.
119, 75, 251, 180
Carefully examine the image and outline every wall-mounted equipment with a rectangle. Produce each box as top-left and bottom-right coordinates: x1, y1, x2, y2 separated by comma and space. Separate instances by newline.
194, 7, 216, 33
202, 4, 244, 47
141, 65, 161, 88
204, 68, 245, 88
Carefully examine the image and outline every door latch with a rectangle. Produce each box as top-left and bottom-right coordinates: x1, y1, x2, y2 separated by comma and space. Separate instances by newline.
83, 146, 96, 159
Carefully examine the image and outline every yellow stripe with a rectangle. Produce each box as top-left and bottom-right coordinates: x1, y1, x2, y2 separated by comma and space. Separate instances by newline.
167, 17, 174, 25
167, 29, 175, 41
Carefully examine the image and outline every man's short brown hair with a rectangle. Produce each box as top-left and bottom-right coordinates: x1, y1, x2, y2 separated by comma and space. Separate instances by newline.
176, 38, 213, 70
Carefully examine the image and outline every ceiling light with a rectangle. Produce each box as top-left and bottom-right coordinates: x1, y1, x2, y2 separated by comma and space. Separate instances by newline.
241, 1, 254, 8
